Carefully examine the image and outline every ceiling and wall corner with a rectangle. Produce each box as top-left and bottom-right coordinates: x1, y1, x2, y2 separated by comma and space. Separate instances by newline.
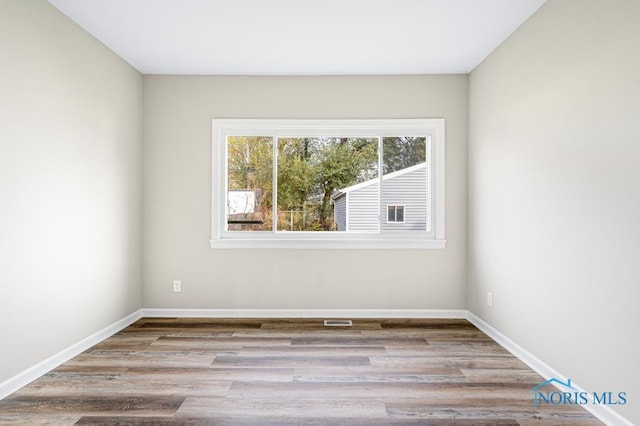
47, 0, 547, 75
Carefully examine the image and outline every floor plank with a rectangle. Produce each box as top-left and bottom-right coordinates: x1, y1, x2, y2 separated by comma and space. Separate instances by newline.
0, 416, 81, 425
213, 355, 372, 368
0, 396, 183, 416
176, 397, 389, 419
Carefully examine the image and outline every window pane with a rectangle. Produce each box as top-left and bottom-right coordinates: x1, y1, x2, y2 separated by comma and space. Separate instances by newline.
382, 137, 427, 231
227, 136, 273, 231
277, 137, 378, 232
387, 206, 395, 222
382, 136, 426, 174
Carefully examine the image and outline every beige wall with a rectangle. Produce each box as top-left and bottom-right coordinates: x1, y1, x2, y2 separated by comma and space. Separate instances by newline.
0, 1, 142, 383
143, 75, 468, 310
468, 0, 640, 422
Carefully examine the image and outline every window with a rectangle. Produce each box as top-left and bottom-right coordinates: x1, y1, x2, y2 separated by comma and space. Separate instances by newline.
212, 119, 445, 249
387, 205, 405, 223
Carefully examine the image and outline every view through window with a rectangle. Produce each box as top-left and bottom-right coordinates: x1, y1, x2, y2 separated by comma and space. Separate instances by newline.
226, 136, 425, 232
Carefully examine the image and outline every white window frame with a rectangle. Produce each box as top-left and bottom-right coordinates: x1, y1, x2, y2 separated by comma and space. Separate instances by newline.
387, 205, 406, 223
211, 119, 446, 249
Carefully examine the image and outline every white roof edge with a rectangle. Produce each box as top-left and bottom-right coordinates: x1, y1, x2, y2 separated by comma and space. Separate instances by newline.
333, 162, 427, 198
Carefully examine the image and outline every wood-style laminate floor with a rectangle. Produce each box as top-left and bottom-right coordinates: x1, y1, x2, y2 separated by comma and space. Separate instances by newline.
0, 318, 601, 425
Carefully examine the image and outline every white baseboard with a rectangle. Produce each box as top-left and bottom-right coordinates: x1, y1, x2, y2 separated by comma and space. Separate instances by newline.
466, 311, 633, 426
0, 309, 143, 400
141, 308, 468, 319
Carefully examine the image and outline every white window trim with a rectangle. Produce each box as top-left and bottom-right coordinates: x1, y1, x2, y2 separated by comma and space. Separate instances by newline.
386, 205, 406, 224
211, 118, 446, 249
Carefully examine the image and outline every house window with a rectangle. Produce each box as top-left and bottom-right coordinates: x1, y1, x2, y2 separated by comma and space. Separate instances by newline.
212, 119, 445, 249
387, 205, 405, 223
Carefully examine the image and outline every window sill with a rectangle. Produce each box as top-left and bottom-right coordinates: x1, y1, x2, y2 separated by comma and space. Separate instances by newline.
209, 238, 446, 250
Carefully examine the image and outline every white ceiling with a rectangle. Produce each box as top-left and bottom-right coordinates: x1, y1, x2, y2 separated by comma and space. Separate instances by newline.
48, 0, 547, 75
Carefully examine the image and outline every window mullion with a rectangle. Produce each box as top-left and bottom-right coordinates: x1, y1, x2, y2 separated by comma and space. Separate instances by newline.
426, 136, 432, 233
377, 136, 383, 233
272, 136, 278, 233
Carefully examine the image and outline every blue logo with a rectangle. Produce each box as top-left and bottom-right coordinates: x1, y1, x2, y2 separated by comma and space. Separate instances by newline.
532, 378, 627, 407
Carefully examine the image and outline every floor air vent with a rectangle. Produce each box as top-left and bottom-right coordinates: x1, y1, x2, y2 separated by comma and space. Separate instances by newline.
324, 319, 353, 327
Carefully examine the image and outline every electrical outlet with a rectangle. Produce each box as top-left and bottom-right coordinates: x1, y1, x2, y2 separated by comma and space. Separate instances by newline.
487, 292, 493, 308
173, 280, 182, 293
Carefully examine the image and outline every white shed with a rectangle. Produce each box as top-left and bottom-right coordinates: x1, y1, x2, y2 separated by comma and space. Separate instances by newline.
332, 162, 427, 232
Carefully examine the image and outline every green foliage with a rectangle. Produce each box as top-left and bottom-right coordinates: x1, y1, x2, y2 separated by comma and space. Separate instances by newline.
382, 136, 426, 174
227, 136, 273, 230
311, 138, 377, 230
277, 137, 378, 230
313, 138, 378, 191
277, 139, 315, 210
227, 136, 272, 197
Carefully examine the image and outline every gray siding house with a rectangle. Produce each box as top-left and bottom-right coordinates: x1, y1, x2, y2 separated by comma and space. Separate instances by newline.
332, 162, 428, 232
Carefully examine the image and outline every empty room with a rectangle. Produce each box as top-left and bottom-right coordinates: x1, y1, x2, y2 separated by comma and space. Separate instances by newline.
0, 0, 638, 424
